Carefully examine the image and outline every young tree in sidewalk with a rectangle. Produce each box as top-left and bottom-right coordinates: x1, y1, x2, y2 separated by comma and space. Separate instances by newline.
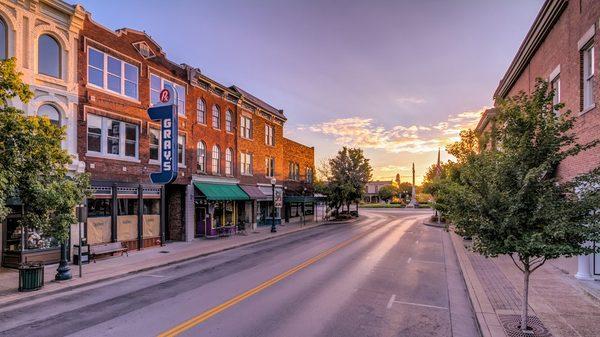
439, 80, 600, 333
0, 58, 90, 280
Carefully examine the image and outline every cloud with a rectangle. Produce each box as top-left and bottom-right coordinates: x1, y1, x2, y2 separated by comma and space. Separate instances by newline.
378, 165, 410, 172
396, 96, 427, 105
302, 107, 487, 154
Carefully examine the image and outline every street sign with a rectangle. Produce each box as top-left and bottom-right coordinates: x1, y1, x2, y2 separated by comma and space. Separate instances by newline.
274, 190, 283, 208
147, 83, 178, 184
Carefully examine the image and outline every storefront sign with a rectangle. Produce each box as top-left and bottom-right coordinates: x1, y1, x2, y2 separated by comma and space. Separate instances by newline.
147, 84, 178, 184
274, 190, 283, 208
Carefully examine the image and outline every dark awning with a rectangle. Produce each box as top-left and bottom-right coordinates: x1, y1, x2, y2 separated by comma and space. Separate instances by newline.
193, 182, 250, 201
284, 195, 315, 203
239, 185, 270, 200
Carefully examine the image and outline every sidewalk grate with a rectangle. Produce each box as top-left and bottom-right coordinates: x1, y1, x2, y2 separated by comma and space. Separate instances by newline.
498, 314, 552, 337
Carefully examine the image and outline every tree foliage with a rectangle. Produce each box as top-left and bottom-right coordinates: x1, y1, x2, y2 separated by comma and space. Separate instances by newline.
377, 185, 395, 203
0, 58, 90, 242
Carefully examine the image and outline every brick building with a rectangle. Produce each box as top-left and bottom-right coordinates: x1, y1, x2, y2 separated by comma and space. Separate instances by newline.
477, 0, 600, 279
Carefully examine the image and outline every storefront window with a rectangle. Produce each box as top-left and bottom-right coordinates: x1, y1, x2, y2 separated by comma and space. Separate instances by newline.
225, 201, 234, 225
117, 199, 138, 241
142, 199, 160, 238
86, 198, 112, 244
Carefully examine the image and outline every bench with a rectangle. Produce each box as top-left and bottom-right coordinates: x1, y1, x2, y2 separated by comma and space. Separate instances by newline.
90, 242, 128, 263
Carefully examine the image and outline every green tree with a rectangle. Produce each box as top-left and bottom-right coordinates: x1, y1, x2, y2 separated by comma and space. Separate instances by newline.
438, 80, 600, 332
0, 58, 90, 279
377, 185, 395, 203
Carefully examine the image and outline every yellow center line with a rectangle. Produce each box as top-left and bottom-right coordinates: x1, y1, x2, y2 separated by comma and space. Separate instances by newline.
157, 221, 383, 337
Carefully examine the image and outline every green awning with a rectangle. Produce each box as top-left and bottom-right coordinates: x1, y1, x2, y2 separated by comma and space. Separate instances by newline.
283, 196, 315, 203
193, 182, 250, 201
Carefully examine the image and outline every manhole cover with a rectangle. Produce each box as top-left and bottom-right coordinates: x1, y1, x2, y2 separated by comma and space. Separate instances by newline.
159, 250, 170, 254
498, 315, 552, 337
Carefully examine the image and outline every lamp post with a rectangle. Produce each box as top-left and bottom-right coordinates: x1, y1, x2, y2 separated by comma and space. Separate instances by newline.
271, 177, 277, 233
302, 187, 307, 226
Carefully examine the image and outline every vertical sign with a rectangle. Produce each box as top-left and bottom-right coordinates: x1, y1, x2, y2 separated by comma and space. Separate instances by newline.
147, 83, 178, 184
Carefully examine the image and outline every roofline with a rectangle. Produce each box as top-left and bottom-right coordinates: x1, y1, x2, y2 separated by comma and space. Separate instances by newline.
475, 108, 496, 135
494, 0, 568, 99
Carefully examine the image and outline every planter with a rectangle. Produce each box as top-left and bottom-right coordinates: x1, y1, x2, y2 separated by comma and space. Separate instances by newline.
18, 262, 44, 292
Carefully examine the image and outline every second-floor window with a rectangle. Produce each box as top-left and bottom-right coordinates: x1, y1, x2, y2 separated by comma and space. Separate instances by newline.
289, 162, 300, 181
178, 135, 185, 166
240, 116, 252, 139
241, 152, 253, 175
226, 110, 233, 132
150, 74, 185, 115
212, 145, 220, 174
583, 44, 595, 111
88, 48, 139, 100
265, 124, 274, 146
197, 141, 206, 172
149, 128, 160, 162
306, 167, 313, 183
551, 74, 560, 113
197, 99, 206, 124
38, 34, 61, 78
212, 105, 221, 129
266, 157, 275, 178
225, 148, 233, 175
87, 114, 138, 159
0, 19, 7, 60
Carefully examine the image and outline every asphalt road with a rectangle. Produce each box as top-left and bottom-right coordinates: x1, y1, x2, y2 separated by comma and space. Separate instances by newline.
0, 209, 479, 337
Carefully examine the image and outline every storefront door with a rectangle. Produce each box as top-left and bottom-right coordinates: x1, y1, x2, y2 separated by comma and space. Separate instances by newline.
195, 206, 207, 237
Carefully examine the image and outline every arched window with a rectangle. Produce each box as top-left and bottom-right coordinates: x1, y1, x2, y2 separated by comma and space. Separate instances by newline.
225, 110, 233, 132
197, 141, 206, 172
38, 34, 61, 78
225, 148, 233, 175
212, 105, 220, 129
212, 145, 220, 174
197, 99, 206, 124
37, 104, 60, 126
0, 18, 7, 60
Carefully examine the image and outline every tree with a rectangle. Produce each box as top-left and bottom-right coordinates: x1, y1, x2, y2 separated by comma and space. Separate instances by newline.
438, 80, 600, 333
0, 58, 90, 279
377, 185, 395, 203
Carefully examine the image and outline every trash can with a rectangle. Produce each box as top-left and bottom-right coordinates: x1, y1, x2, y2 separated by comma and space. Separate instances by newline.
18, 262, 44, 292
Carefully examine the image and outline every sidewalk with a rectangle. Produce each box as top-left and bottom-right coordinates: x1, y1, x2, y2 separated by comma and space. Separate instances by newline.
450, 231, 600, 337
0, 219, 346, 307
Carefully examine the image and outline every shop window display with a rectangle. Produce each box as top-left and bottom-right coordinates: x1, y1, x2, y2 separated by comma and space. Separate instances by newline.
142, 199, 160, 238
86, 198, 112, 244
117, 199, 138, 242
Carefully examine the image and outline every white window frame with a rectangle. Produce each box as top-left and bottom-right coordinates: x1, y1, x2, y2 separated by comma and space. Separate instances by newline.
306, 167, 313, 183
583, 44, 595, 112
212, 145, 221, 174
225, 110, 233, 132
241, 116, 252, 139
150, 73, 186, 116
197, 141, 206, 173
86, 114, 139, 161
178, 135, 186, 167
265, 156, 275, 178
197, 99, 206, 124
149, 128, 160, 164
87, 47, 139, 100
265, 124, 274, 146
212, 105, 221, 130
241, 152, 253, 175
225, 148, 233, 176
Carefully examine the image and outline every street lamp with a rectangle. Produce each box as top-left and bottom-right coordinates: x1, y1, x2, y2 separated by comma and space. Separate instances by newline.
302, 187, 307, 226
271, 177, 277, 233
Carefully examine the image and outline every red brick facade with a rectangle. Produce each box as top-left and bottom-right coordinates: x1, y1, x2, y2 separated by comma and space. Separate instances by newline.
485, 0, 600, 182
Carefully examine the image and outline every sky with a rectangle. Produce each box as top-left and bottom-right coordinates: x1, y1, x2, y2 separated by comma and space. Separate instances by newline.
74, 0, 544, 184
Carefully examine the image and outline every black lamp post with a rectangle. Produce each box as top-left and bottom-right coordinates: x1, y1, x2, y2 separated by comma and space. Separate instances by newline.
271, 177, 277, 233
55, 240, 72, 281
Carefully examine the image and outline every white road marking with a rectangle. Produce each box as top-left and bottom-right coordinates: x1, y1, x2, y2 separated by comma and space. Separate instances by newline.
392, 300, 448, 310
387, 294, 396, 309
407, 257, 412, 263
143, 274, 168, 278
410, 259, 444, 265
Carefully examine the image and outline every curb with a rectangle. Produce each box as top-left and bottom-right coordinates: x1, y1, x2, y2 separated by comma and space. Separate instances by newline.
449, 231, 506, 337
422, 221, 447, 228
0, 219, 355, 308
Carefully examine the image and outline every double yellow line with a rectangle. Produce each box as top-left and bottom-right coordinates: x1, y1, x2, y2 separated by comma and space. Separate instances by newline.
157, 229, 371, 337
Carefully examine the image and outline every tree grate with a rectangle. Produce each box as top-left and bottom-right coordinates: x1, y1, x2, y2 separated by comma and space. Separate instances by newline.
498, 315, 552, 337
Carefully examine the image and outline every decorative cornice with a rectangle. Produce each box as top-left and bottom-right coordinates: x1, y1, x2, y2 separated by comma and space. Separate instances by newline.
494, 0, 568, 99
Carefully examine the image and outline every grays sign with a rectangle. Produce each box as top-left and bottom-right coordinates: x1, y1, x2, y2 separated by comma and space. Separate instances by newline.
147, 83, 179, 184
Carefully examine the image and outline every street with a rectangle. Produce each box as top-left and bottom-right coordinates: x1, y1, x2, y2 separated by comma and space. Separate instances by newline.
0, 209, 479, 337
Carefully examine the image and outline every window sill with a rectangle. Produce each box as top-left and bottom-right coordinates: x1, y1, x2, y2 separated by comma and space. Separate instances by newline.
149, 160, 160, 166
580, 104, 596, 115
241, 137, 253, 141
87, 84, 141, 104
36, 73, 66, 85
86, 152, 141, 163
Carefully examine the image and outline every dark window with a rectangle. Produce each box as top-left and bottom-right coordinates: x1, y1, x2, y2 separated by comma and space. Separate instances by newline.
118, 199, 139, 216
38, 34, 61, 78
143, 199, 160, 214
0, 19, 7, 60
87, 198, 112, 217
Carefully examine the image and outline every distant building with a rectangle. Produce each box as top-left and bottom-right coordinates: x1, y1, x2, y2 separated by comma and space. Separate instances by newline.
477, 0, 600, 280
363, 180, 392, 203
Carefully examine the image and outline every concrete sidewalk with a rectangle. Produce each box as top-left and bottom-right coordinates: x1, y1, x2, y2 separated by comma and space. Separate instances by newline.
450, 231, 600, 337
0, 219, 349, 307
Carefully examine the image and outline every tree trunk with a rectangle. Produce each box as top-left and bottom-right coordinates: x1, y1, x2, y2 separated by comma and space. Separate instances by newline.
520, 267, 530, 332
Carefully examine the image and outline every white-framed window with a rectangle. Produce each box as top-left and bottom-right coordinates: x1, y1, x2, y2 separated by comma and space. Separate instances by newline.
178, 135, 185, 166
265, 124, 274, 146
551, 75, 560, 114
583, 44, 595, 111
289, 162, 299, 181
88, 47, 139, 99
306, 167, 313, 184
212, 105, 220, 129
86, 114, 138, 159
241, 152, 253, 175
150, 74, 185, 115
37, 104, 60, 126
211, 144, 220, 174
225, 148, 233, 175
197, 141, 206, 172
240, 116, 252, 139
197, 99, 206, 124
0, 18, 7, 60
149, 128, 160, 162
265, 157, 275, 178
38, 34, 61, 78
225, 110, 233, 132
